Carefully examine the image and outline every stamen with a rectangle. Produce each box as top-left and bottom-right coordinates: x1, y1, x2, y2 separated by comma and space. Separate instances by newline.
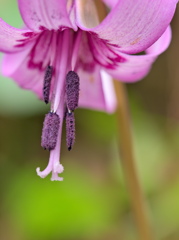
41, 112, 60, 150
66, 71, 80, 111
66, 111, 75, 151
43, 65, 53, 104
71, 31, 82, 71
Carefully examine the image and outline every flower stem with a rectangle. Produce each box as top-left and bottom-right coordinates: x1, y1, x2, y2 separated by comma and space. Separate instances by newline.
113, 80, 154, 240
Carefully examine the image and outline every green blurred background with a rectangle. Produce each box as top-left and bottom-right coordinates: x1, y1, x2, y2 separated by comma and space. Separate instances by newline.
0, 1, 179, 240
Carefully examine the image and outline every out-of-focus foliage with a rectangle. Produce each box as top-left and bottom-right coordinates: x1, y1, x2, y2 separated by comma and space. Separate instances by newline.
4, 166, 115, 240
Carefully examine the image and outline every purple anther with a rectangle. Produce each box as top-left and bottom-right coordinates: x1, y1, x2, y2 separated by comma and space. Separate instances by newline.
41, 112, 60, 150
43, 65, 53, 104
66, 112, 75, 151
66, 71, 80, 111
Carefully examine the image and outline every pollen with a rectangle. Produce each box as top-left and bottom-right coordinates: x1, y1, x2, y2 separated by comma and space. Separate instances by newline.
43, 65, 53, 104
66, 71, 80, 111
41, 112, 60, 150
66, 112, 75, 151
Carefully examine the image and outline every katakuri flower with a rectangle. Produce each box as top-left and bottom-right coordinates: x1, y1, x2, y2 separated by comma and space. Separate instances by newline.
0, 0, 178, 180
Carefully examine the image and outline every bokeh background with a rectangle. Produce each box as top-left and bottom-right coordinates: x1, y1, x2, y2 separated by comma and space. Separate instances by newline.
0, 1, 179, 240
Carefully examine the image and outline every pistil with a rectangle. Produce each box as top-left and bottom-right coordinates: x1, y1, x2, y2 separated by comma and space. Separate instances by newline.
52, 30, 70, 112
39, 29, 81, 178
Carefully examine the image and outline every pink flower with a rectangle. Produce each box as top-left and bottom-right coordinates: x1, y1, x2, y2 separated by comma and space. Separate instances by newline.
0, 0, 177, 180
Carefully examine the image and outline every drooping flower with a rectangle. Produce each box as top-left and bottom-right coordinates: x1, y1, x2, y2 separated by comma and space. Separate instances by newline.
0, 0, 178, 180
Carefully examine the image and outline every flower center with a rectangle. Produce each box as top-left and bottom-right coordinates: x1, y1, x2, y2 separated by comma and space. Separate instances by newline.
41, 29, 81, 152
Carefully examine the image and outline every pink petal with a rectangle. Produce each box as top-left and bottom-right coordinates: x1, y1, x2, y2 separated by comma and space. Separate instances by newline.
87, 32, 126, 70
107, 26, 171, 82
18, 0, 77, 32
102, 0, 118, 8
0, 18, 36, 53
78, 66, 117, 113
76, 0, 178, 53
1, 37, 47, 98
74, 31, 117, 113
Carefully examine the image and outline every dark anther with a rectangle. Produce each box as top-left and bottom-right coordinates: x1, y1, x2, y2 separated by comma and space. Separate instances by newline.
66, 111, 75, 151
43, 65, 53, 104
66, 71, 80, 111
41, 112, 60, 151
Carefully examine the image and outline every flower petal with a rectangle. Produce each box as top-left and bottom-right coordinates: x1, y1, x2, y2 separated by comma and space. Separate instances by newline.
76, 0, 178, 53
107, 26, 171, 82
87, 32, 126, 69
102, 0, 117, 8
0, 18, 36, 53
78, 66, 117, 113
18, 0, 77, 32
1, 36, 48, 98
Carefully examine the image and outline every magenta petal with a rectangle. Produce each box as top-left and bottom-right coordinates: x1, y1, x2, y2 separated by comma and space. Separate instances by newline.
76, 0, 178, 53
107, 26, 171, 82
102, 0, 117, 8
78, 66, 117, 113
18, 0, 77, 32
1, 29, 59, 98
2, 40, 44, 98
0, 18, 35, 53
